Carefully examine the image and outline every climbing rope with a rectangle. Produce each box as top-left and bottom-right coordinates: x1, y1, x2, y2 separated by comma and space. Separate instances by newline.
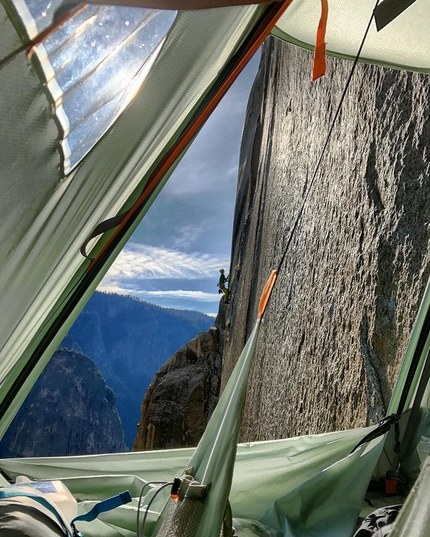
275, 0, 382, 279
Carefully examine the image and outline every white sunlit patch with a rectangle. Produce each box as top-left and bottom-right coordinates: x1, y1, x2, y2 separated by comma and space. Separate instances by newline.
19, 1, 176, 174
12, 0, 40, 39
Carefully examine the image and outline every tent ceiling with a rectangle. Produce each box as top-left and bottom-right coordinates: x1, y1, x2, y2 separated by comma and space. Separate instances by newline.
0, 1, 266, 435
274, 0, 430, 72
35, 6, 176, 174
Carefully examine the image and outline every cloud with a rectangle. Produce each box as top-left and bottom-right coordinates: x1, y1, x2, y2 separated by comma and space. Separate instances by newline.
130, 54, 261, 261
98, 284, 217, 303
103, 242, 229, 281
173, 224, 202, 248
160, 54, 260, 198
98, 243, 227, 313
144, 290, 217, 301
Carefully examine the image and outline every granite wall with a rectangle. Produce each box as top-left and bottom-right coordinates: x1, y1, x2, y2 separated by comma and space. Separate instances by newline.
222, 38, 430, 442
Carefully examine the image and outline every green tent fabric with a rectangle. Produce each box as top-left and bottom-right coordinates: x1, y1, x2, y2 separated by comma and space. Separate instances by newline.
272, 0, 430, 73
388, 278, 430, 416
389, 456, 430, 537
2, 2, 430, 537
0, 426, 384, 537
153, 321, 261, 537
0, 3, 267, 437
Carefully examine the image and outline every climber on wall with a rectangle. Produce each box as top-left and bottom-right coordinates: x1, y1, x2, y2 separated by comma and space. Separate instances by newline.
217, 268, 229, 302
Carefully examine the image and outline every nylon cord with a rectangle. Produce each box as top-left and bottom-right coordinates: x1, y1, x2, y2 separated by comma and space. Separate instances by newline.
136, 481, 170, 537
275, 0, 381, 276
137, 481, 173, 537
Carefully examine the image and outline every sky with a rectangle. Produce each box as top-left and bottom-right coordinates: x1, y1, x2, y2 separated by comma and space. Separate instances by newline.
98, 52, 260, 316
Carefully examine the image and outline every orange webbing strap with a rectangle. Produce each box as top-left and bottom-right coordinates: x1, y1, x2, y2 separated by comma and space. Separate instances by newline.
312, 0, 328, 81
84, 0, 294, 271
257, 270, 278, 319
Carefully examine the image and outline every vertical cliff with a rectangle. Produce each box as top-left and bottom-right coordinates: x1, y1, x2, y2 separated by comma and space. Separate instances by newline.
0, 349, 126, 457
223, 38, 430, 442
132, 38, 430, 451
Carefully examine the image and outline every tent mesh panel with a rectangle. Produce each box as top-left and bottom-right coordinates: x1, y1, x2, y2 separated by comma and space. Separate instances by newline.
155, 497, 205, 537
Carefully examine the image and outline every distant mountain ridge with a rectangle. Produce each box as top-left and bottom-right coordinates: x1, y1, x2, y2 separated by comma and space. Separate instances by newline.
63, 291, 214, 447
1, 293, 214, 456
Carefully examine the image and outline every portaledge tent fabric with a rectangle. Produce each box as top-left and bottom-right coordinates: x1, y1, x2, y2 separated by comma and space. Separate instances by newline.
273, 0, 430, 73
0, 2, 266, 437
1, 2, 430, 537
2, 0, 430, 441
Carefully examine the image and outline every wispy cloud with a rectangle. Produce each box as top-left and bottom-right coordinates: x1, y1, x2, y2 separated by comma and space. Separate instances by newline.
98, 244, 226, 312
98, 284, 218, 303
145, 290, 217, 301
173, 224, 203, 248
103, 242, 229, 281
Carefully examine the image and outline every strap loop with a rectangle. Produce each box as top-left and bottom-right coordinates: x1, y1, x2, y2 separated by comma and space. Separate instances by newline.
312, 0, 329, 81
72, 490, 132, 524
258, 270, 278, 319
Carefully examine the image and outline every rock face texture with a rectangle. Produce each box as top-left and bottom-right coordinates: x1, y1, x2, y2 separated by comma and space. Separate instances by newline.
222, 38, 430, 443
131, 38, 430, 452
0, 349, 126, 457
133, 327, 221, 450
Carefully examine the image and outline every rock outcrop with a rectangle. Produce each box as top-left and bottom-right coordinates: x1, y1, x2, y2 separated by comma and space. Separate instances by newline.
222, 38, 430, 442
133, 327, 221, 450
0, 349, 126, 457
64, 291, 213, 447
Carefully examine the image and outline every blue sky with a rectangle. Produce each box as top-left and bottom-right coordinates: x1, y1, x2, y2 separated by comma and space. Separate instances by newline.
98, 52, 260, 315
